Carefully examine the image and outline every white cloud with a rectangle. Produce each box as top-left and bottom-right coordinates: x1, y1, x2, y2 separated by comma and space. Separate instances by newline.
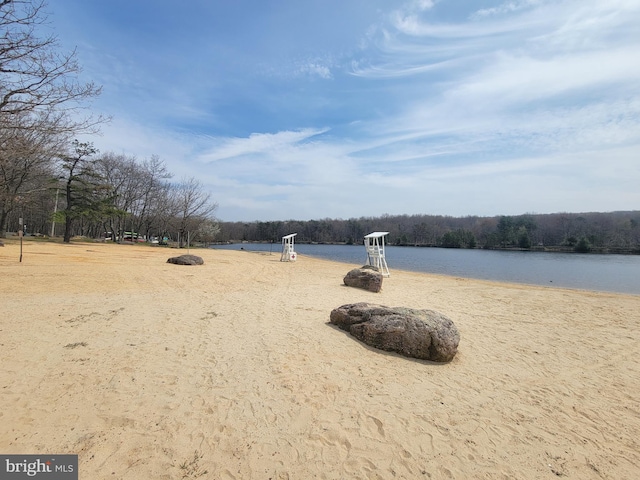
449, 47, 640, 107
411, 0, 436, 11
294, 60, 333, 79
472, 0, 546, 20
197, 128, 329, 163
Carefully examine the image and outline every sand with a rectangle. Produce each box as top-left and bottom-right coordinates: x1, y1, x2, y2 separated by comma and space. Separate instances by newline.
1, 239, 639, 479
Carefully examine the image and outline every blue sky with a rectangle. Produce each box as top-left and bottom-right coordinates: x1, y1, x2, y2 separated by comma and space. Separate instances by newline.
49, 0, 640, 222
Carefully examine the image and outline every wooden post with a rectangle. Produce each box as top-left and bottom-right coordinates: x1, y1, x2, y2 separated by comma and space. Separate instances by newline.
19, 217, 23, 262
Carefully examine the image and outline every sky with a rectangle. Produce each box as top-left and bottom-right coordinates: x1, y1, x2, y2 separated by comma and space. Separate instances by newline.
47, 0, 640, 222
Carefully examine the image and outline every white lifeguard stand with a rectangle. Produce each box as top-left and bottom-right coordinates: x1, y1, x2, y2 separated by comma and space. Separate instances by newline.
364, 232, 390, 277
281, 233, 298, 262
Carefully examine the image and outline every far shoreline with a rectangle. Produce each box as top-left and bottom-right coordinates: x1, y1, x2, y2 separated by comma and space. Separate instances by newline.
212, 239, 640, 255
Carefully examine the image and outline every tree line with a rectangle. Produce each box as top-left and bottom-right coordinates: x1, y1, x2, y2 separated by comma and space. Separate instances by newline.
0, 0, 218, 244
3, 139, 219, 245
217, 211, 640, 254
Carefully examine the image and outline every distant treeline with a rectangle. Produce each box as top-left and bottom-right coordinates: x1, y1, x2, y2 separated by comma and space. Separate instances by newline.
218, 211, 640, 254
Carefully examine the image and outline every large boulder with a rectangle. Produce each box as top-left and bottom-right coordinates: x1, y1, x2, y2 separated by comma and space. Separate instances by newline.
167, 254, 204, 265
330, 302, 459, 362
343, 265, 383, 292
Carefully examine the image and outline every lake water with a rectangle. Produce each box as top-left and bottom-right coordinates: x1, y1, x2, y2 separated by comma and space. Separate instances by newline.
212, 243, 640, 295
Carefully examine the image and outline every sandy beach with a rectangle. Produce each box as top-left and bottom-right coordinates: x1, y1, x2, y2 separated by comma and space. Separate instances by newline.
1, 239, 639, 479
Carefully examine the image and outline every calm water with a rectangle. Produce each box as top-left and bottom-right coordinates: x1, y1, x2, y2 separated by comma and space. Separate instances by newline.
213, 243, 640, 295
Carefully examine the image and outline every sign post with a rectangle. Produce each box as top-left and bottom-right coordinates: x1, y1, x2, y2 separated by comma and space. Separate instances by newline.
19, 217, 23, 262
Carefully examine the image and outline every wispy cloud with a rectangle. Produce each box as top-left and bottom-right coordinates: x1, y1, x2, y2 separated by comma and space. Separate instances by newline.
351, 0, 640, 153
472, 0, 546, 20
198, 128, 330, 163
296, 62, 333, 79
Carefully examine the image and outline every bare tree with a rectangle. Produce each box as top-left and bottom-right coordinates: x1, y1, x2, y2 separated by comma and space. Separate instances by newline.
0, 110, 61, 235
94, 153, 173, 241
131, 155, 172, 238
94, 152, 140, 240
0, 0, 102, 119
172, 177, 217, 248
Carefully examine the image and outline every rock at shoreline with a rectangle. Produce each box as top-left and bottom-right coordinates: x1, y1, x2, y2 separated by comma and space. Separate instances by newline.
330, 302, 459, 362
167, 254, 204, 265
343, 265, 383, 292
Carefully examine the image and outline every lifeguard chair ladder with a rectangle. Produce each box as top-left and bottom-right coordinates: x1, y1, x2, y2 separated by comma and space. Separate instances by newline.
281, 233, 298, 262
364, 232, 390, 277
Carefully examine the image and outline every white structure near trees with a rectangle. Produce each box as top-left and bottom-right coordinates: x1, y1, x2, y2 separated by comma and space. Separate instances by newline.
281, 233, 298, 262
364, 232, 390, 277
